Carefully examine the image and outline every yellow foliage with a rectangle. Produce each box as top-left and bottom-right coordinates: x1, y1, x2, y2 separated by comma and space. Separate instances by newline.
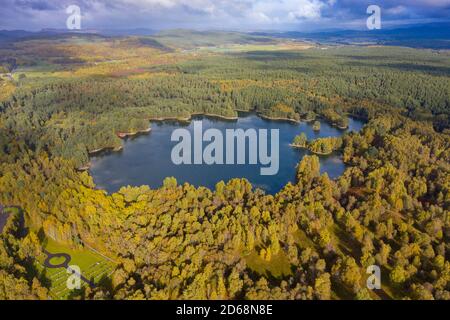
0, 81, 15, 102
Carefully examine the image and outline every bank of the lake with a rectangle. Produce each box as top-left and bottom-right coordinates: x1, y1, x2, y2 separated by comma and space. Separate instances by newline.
258, 114, 301, 124
89, 113, 365, 195
289, 144, 335, 156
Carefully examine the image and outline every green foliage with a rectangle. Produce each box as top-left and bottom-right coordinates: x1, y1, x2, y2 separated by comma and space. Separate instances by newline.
292, 133, 307, 148
308, 137, 343, 155
0, 35, 449, 300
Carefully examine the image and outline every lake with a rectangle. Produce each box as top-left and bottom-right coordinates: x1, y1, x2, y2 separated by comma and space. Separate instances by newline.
90, 113, 364, 194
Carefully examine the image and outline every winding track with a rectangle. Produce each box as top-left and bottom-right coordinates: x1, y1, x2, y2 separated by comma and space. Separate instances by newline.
43, 249, 96, 288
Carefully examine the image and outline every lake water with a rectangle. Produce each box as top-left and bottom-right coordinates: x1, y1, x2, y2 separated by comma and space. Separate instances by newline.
90, 113, 364, 194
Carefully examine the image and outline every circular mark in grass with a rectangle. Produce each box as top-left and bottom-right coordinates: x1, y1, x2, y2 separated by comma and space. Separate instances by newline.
43, 250, 71, 269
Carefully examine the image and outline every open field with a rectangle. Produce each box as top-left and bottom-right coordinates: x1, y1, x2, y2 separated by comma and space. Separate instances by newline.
35, 238, 116, 300
245, 250, 293, 280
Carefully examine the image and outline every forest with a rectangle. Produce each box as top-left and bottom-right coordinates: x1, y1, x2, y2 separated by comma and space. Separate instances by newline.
0, 33, 449, 300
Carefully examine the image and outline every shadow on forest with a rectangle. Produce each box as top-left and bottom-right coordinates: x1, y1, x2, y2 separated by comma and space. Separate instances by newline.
237, 50, 315, 62
97, 273, 114, 293
246, 267, 287, 286
343, 60, 450, 76
67, 287, 86, 300
342, 55, 396, 61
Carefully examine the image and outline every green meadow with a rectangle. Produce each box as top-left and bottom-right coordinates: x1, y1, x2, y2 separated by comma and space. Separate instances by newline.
36, 238, 115, 300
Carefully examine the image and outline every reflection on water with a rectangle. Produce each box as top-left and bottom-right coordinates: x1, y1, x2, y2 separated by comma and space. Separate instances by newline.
90, 113, 364, 194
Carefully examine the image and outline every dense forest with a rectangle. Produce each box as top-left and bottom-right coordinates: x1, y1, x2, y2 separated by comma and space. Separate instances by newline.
0, 34, 449, 300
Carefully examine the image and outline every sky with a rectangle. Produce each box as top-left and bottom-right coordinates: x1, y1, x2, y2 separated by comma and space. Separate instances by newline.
1, 0, 450, 31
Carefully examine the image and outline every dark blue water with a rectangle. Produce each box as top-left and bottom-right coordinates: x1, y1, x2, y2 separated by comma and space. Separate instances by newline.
90, 114, 364, 194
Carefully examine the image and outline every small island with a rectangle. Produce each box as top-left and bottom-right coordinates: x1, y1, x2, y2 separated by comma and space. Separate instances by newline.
291, 134, 343, 155
290, 133, 308, 148
313, 121, 321, 131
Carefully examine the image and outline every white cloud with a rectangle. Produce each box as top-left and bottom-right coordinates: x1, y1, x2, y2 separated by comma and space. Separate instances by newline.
386, 6, 408, 15
285, 0, 327, 20
107, 0, 331, 23
248, 11, 272, 23
1, 0, 449, 31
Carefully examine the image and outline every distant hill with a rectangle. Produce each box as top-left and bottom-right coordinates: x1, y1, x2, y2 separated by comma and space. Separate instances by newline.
0, 29, 277, 51
252, 23, 450, 49
151, 30, 278, 49
0, 29, 107, 46
119, 37, 173, 52
99, 28, 159, 36
0, 30, 34, 43
3, 24, 449, 50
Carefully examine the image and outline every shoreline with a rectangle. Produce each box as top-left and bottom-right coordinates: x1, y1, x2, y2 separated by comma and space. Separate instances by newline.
149, 116, 191, 122
345, 112, 369, 121
335, 124, 349, 130
87, 128, 151, 156
258, 114, 301, 124
149, 113, 239, 122
79, 112, 358, 171
88, 145, 124, 155
80, 128, 152, 171
289, 144, 334, 156
289, 144, 308, 150
117, 127, 152, 139
309, 150, 334, 156
190, 113, 239, 121
315, 115, 350, 130
77, 163, 92, 171
322, 119, 349, 130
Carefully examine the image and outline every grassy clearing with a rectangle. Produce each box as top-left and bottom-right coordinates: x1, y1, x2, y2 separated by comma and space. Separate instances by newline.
293, 228, 317, 250
2, 206, 20, 215
245, 250, 293, 279
36, 238, 115, 300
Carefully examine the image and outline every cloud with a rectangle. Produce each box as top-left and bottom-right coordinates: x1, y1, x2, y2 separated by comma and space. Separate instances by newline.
386, 5, 408, 15
15, 0, 58, 11
0, 0, 449, 31
287, 1, 327, 20
250, 0, 330, 23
